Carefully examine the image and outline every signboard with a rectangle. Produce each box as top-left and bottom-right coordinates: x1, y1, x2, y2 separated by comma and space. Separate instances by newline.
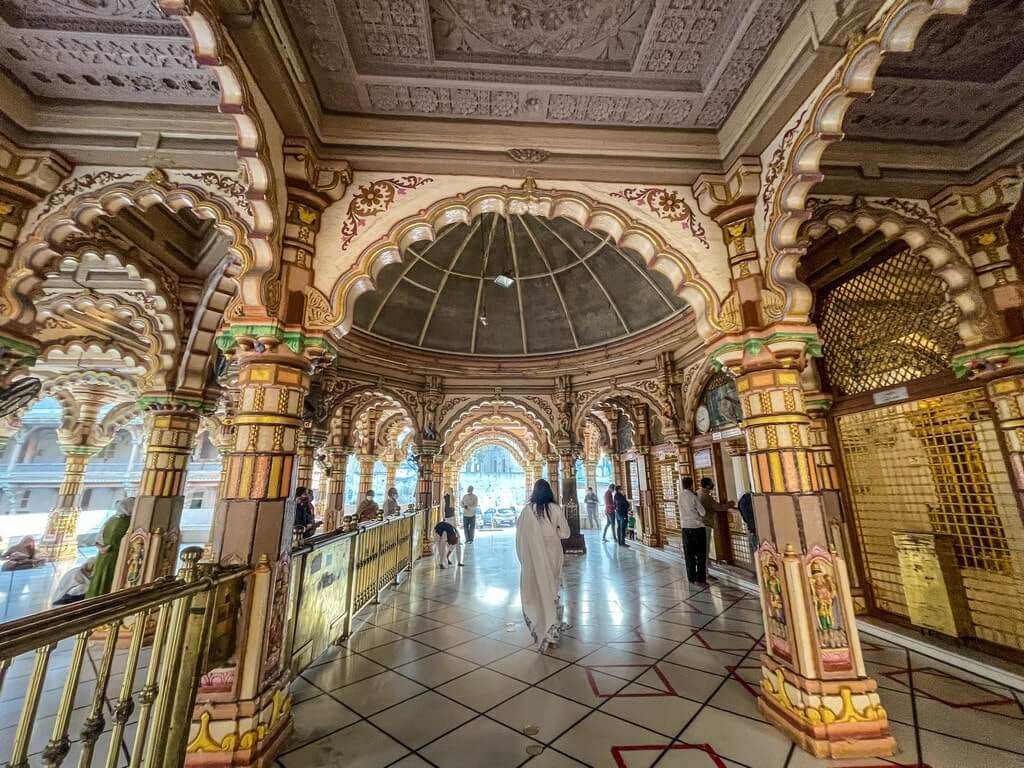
873, 386, 909, 405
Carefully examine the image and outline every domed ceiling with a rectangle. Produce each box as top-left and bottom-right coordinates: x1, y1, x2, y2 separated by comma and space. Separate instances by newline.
352, 213, 686, 356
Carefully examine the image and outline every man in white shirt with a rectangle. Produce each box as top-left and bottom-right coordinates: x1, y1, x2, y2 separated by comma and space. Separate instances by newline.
678, 476, 708, 584
461, 486, 479, 543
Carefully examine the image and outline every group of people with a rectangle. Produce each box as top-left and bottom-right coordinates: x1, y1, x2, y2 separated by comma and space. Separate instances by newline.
677, 477, 756, 584
432, 485, 481, 569
597, 484, 634, 547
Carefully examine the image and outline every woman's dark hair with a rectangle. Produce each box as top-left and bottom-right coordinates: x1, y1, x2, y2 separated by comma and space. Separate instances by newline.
295, 486, 307, 497
530, 478, 556, 519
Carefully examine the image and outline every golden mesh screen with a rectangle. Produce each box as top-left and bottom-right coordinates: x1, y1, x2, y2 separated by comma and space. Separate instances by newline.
818, 248, 961, 395
836, 390, 1024, 649
727, 510, 754, 571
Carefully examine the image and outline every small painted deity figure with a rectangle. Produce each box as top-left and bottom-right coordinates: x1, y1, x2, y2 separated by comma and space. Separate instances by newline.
810, 560, 837, 632
762, 559, 785, 625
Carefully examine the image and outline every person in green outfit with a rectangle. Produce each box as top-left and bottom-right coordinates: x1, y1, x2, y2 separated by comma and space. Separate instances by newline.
86, 496, 134, 598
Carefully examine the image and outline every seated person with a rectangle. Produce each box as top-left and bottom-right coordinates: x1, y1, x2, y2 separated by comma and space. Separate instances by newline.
433, 519, 463, 569
53, 558, 95, 605
356, 490, 380, 523
2, 536, 45, 571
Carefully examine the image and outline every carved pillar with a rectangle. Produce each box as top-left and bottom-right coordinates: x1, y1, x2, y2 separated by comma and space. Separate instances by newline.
714, 330, 893, 759
357, 455, 375, 497
546, 455, 560, 503
114, 402, 202, 588
323, 446, 350, 531
583, 459, 597, 493
985, 374, 1024, 523
296, 430, 316, 491
40, 383, 122, 560
431, 456, 444, 514
559, 451, 585, 553
416, 449, 437, 555
198, 344, 311, 765
41, 449, 99, 560
384, 460, 398, 490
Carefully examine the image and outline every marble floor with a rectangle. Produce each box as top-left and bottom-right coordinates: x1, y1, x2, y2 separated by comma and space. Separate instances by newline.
280, 530, 1024, 768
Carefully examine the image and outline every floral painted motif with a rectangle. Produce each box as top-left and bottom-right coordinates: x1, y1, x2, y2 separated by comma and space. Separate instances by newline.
610, 187, 709, 248
45, 171, 134, 213
761, 109, 807, 214
340, 176, 433, 250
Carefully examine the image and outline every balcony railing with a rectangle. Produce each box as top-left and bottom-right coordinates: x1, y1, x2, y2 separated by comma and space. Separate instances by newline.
0, 510, 424, 767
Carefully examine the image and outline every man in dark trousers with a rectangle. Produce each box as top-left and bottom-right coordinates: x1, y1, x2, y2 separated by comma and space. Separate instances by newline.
613, 485, 630, 547
602, 483, 615, 541
678, 477, 707, 583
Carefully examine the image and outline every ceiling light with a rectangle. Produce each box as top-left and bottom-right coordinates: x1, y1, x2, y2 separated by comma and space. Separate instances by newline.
494, 271, 514, 288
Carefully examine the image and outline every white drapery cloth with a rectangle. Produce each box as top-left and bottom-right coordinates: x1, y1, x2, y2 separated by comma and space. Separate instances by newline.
515, 501, 570, 650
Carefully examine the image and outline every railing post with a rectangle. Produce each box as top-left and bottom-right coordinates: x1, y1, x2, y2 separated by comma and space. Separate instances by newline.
371, 524, 384, 604
343, 528, 362, 640
284, 525, 307, 671
146, 547, 218, 768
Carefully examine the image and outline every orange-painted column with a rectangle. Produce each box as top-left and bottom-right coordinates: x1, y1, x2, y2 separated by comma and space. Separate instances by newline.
717, 332, 893, 760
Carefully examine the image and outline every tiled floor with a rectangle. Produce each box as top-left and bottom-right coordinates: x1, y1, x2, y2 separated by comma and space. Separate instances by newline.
280, 531, 1024, 768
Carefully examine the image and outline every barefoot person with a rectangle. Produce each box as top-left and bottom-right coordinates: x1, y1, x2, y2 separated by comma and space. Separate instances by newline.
515, 478, 570, 652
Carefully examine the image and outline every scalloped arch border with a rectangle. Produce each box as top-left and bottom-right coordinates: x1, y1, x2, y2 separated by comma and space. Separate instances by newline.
328, 185, 726, 342
159, 0, 279, 313
802, 200, 991, 347
441, 397, 555, 455
763, 0, 974, 323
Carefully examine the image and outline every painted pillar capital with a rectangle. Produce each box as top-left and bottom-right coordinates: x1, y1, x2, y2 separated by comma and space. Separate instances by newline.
709, 324, 822, 377
933, 170, 1024, 370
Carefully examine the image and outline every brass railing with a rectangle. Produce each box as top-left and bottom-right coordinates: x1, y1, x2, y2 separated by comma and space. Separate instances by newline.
0, 510, 425, 768
285, 510, 421, 678
0, 547, 250, 768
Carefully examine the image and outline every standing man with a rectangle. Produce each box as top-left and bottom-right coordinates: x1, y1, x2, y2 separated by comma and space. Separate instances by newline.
583, 486, 599, 530
602, 483, 615, 541
613, 485, 630, 548
678, 477, 707, 584
738, 491, 757, 556
461, 485, 479, 543
698, 477, 732, 562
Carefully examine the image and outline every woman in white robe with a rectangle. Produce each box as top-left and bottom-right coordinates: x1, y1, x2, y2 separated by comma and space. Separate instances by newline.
516, 478, 570, 652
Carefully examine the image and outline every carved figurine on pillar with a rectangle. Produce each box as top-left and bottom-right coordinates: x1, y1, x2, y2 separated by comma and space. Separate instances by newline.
713, 329, 894, 759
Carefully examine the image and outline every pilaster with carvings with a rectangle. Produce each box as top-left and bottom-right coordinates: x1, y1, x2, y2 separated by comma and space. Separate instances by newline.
710, 327, 893, 759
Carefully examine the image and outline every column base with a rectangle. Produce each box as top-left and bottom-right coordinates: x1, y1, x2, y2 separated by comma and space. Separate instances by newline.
561, 534, 587, 555
758, 656, 895, 759
185, 684, 292, 768
640, 532, 661, 548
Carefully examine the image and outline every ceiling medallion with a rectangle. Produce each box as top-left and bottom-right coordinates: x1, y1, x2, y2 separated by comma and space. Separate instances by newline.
507, 148, 551, 164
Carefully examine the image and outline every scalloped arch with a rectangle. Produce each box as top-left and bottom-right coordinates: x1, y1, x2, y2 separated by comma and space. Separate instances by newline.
572, 385, 664, 440
441, 397, 554, 453
452, 431, 532, 470
159, 0, 280, 313
329, 385, 421, 443
763, 0, 974, 322
328, 185, 725, 341
802, 200, 992, 347
7, 179, 251, 330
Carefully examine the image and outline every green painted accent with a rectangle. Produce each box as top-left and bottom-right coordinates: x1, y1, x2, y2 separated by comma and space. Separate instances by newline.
215, 324, 326, 355
0, 333, 39, 367
708, 330, 821, 365
952, 343, 1024, 378
137, 394, 211, 413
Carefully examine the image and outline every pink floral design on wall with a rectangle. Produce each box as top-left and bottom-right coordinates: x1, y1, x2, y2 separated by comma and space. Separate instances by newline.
610, 187, 710, 248
340, 176, 434, 250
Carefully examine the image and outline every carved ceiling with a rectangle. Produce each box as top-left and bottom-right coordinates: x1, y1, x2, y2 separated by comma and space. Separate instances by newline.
285, 0, 801, 128
352, 212, 686, 356
843, 0, 1024, 143
0, 0, 220, 106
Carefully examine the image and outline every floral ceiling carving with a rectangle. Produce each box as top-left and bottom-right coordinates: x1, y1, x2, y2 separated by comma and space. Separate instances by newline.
0, 0, 220, 105
286, 0, 801, 128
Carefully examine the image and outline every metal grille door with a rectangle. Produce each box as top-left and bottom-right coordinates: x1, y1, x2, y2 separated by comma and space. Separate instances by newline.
836, 389, 1024, 650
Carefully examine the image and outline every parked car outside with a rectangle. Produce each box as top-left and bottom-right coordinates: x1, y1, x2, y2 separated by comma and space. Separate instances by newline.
493, 508, 517, 528
481, 508, 497, 528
